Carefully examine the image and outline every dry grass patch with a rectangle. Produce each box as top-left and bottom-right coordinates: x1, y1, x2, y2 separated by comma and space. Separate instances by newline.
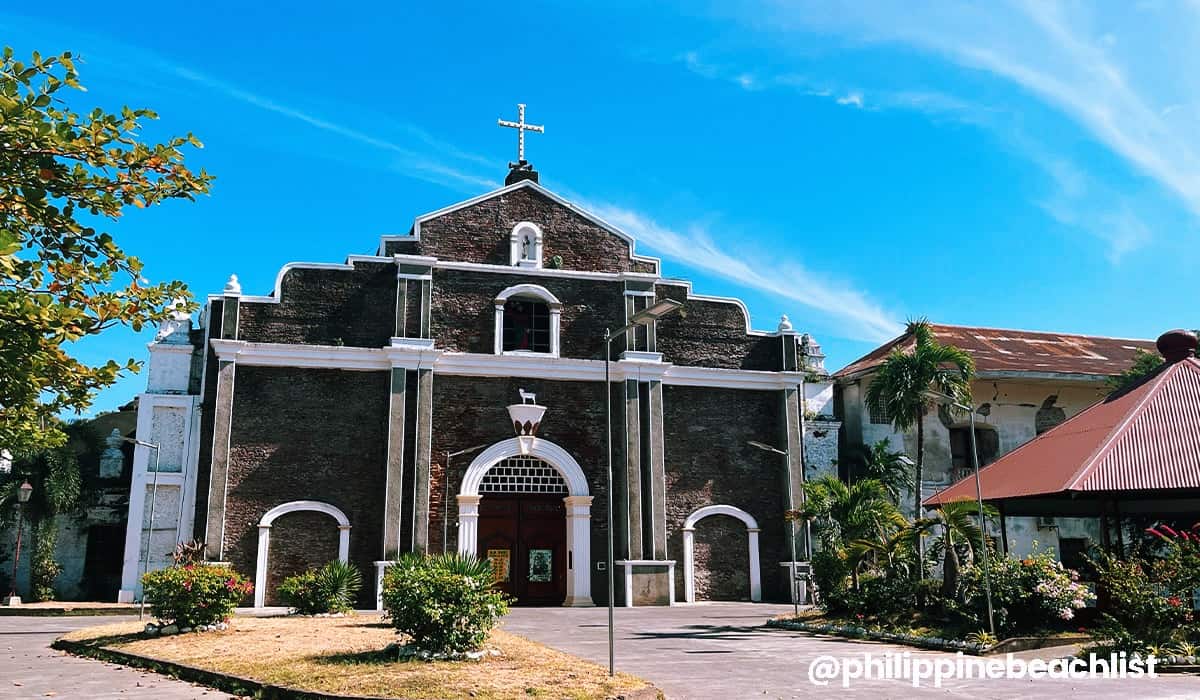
60, 614, 649, 699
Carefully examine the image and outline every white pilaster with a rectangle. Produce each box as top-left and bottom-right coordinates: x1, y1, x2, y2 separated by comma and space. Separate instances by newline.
456, 495, 481, 556
682, 527, 696, 603
337, 525, 351, 562
748, 528, 762, 603
563, 495, 594, 606
254, 525, 270, 608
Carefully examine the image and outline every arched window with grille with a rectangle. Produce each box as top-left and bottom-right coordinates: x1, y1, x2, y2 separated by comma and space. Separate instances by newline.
493, 284, 561, 356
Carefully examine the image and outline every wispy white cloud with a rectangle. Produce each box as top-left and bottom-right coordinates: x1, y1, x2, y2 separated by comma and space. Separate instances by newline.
733, 0, 1200, 256
836, 92, 864, 108
679, 49, 986, 122
169, 67, 500, 192
581, 200, 902, 342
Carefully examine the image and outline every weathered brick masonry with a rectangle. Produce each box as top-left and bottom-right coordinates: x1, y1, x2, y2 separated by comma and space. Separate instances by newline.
387, 187, 658, 275
431, 269, 626, 357
238, 262, 397, 347
663, 385, 790, 602
223, 366, 389, 607
655, 284, 781, 370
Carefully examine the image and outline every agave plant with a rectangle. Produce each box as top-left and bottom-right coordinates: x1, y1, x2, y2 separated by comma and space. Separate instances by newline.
318, 560, 363, 612
965, 630, 998, 648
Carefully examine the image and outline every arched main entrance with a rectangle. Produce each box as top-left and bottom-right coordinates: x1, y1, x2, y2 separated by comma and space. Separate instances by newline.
458, 438, 592, 606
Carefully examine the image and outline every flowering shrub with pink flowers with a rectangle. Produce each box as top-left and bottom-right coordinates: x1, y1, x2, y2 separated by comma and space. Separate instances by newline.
960, 544, 1093, 635
1089, 523, 1200, 654
142, 564, 253, 628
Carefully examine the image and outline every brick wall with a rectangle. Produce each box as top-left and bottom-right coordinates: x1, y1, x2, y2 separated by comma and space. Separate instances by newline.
263, 510, 340, 606
663, 385, 790, 602
655, 283, 781, 370
238, 261, 396, 347
430, 269, 626, 358
691, 514, 752, 601
387, 186, 658, 274
223, 366, 388, 607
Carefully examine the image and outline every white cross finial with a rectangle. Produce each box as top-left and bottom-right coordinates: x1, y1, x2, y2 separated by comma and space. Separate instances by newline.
497, 103, 545, 163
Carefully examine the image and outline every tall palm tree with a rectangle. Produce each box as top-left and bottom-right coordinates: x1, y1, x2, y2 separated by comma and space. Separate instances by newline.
909, 499, 995, 597
864, 319, 974, 520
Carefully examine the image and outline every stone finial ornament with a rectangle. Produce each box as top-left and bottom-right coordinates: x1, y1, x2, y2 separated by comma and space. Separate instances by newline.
223, 274, 242, 295
99, 428, 125, 479
778, 315, 794, 333
155, 297, 193, 342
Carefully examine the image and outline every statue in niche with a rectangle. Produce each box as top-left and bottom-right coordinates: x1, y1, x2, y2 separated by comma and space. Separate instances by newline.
521, 233, 534, 260
99, 428, 125, 479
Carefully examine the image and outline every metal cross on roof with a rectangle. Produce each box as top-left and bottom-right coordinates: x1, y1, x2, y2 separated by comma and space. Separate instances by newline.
497, 103, 544, 163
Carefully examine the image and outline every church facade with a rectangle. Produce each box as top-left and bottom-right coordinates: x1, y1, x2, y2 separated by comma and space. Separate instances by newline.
117, 168, 837, 609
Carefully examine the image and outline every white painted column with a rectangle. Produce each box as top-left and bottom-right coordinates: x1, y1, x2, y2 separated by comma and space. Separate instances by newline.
492, 304, 505, 355
563, 495, 594, 606
456, 495, 481, 556
373, 561, 393, 611
549, 306, 562, 357
337, 525, 351, 562
254, 525, 271, 608
747, 528, 762, 603
682, 527, 696, 603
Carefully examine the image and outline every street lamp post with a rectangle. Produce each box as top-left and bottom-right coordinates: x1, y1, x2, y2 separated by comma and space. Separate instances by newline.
746, 440, 803, 617
443, 444, 487, 553
923, 390, 995, 637
5, 481, 34, 605
124, 438, 160, 621
603, 298, 683, 677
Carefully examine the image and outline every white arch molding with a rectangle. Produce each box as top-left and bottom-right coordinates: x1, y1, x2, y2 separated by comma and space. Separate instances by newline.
254, 500, 351, 608
493, 283, 562, 357
457, 437, 593, 606
682, 504, 762, 603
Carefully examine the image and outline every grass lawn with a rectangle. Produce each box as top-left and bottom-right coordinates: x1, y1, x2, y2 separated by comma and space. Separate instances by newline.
59, 614, 650, 700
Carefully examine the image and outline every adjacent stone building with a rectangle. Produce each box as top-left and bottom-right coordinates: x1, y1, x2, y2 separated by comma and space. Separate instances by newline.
118, 166, 837, 608
835, 323, 1156, 564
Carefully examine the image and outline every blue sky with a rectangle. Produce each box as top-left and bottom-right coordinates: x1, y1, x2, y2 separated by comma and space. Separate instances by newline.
5, 2, 1197, 417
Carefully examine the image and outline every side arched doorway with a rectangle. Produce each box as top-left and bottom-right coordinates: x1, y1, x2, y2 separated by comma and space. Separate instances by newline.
254, 500, 350, 608
457, 438, 592, 607
682, 504, 762, 603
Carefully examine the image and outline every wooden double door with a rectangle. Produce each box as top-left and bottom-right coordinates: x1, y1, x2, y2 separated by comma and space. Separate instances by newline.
477, 493, 566, 605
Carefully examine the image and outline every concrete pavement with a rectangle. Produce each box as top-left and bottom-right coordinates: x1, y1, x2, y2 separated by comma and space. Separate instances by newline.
501, 602, 1199, 699
1, 615, 232, 699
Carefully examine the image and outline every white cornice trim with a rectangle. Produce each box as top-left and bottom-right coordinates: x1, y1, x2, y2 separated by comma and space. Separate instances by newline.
206, 340, 824, 390
427, 257, 659, 282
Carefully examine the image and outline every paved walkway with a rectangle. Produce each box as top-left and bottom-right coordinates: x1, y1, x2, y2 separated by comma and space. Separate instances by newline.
502, 603, 1200, 699
1, 615, 232, 699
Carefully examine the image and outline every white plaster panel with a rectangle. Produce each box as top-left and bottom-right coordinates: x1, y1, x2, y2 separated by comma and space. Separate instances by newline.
150, 406, 187, 472
147, 345, 194, 393
141, 484, 182, 526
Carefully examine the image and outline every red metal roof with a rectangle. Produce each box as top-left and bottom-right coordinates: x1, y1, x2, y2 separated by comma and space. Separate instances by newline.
836, 324, 1156, 379
925, 357, 1200, 505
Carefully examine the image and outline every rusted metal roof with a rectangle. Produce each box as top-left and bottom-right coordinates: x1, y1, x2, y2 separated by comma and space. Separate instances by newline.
925, 356, 1200, 505
835, 324, 1156, 380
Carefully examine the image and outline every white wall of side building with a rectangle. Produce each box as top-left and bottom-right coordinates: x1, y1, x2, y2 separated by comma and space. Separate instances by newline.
117, 315, 202, 603
839, 375, 1110, 561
